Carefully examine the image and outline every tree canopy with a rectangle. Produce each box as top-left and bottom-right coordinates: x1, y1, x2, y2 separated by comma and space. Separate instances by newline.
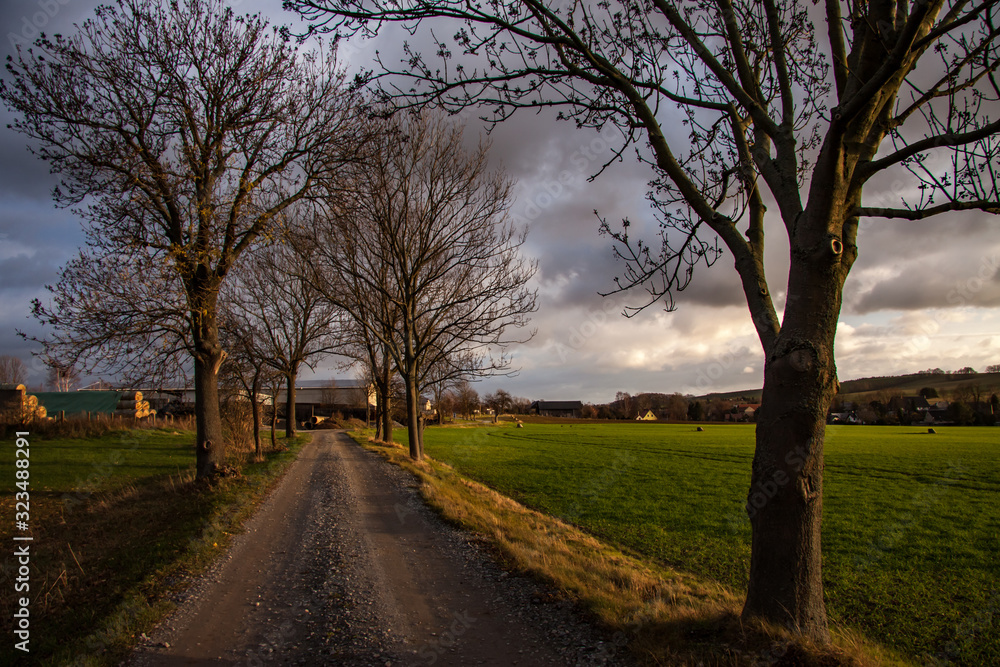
300, 112, 537, 459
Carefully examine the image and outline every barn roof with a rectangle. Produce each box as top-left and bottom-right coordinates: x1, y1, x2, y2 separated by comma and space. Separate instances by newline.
531, 400, 583, 410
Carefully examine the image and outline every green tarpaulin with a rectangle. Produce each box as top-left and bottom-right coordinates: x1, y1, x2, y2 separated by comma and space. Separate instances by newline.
34, 391, 122, 415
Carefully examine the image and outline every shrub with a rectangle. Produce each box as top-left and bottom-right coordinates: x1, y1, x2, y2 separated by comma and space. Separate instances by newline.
220, 397, 255, 464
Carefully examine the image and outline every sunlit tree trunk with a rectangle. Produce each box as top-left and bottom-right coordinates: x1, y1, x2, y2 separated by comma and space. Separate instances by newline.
285, 364, 299, 439
191, 295, 226, 477
250, 371, 263, 461
403, 371, 422, 460
743, 194, 853, 639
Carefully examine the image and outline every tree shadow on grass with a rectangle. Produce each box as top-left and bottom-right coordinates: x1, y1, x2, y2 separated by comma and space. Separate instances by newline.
1, 474, 237, 664
630, 609, 868, 667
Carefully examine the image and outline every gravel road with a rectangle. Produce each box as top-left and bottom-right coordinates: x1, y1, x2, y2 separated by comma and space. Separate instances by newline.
129, 430, 635, 666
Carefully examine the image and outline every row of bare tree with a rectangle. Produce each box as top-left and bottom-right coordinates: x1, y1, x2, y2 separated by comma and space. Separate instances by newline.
3, 0, 536, 473
295, 113, 536, 459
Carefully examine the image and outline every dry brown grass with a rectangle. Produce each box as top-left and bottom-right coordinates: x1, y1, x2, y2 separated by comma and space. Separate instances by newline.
361, 437, 913, 667
0, 412, 195, 440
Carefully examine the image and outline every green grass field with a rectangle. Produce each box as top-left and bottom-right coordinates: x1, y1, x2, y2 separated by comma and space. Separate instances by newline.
400, 422, 999, 665
1, 426, 308, 665
6, 427, 197, 491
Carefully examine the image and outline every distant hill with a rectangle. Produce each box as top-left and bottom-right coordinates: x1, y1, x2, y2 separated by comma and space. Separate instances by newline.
695, 371, 1000, 403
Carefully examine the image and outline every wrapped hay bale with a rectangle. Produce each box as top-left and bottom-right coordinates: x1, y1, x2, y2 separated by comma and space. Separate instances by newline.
0, 384, 26, 412
1, 386, 44, 423
113, 395, 151, 418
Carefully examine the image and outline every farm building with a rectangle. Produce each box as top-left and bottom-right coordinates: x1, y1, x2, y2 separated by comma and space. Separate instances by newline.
636, 409, 658, 421
828, 411, 861, 425
529, 400, 584, 418
888, 396, 932, 413
274, 379, 377, 421
726, 404, 760, 422
104, 379, 378, 421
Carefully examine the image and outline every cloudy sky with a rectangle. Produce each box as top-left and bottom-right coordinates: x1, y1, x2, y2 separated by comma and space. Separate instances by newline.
1, 0, 998, 402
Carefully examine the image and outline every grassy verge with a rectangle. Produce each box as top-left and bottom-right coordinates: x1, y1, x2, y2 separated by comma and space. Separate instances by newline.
1, 426, 310, 665
352, 433, 905, 667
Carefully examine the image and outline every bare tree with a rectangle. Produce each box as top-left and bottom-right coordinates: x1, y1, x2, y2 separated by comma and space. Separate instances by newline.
355, 335, 398, 443
0, 356, 28, 385
437, 389, 457, 422
219, 306, 283, 461
3, 0, 365, 477
326, 267, 402, 444
224, 237, 344, 438
303, 112, 537, 460
292, 0, 1000, 638
453, 380, 480, 419
664, 393, 689, 421
614, 391, 634, 420
510, 396, 531, 415
483, 388, 513, 422
45, 359, 80, 392
425, 353, 464, 425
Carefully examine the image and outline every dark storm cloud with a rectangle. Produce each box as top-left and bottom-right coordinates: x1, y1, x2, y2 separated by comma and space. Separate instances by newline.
849, 251, 1000, 314
0, 1, 95, 202
0, 252, 59, 287
0, 131, 57, 201
0, 198, 84, 257
844, 213, 1000, 314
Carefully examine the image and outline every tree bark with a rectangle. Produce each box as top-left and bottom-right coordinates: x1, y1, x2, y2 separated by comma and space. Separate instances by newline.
742, 229, 847, 642
381, 391, 392, 445
403, 371, 423, 459
380, 358, 392, 444
270, 388, 278, 451
251, 371, 262, 461
284, 366, 298, 439
192, 307, 226, 479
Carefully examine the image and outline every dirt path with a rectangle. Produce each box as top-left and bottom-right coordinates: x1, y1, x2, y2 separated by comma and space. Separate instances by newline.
130, 431, 631, 666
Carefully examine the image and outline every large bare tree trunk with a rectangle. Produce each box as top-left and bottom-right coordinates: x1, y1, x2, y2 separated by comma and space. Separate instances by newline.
404, 373, 422, 459
742, 231, 847, 641
381, 392, 392, 445
192, 305, 226, 479
270, 389, 278, 451
380, 358, 392, 444
251, 372, 263, 461
285, 366, 298, 439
